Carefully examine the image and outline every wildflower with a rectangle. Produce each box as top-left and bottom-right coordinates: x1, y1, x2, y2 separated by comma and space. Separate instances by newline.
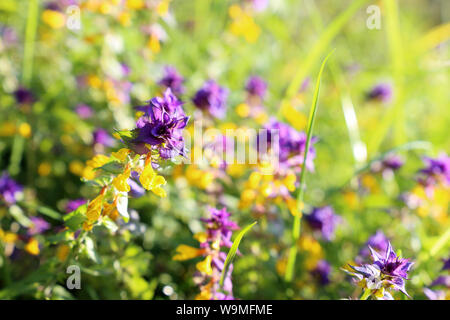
93, 129, 115, 147
442, 257, 450, 271
246, 76, 267, 100
128, 171, 146, 198
312, 260, 331, 285
367, 83, 393, 103
173, 207, 239, 300
112, 167, 131, 192
228, 5, 261, 43
25, 238, 40, 256
192, 80, 229, 119
0, 172, 23, 205
418, 153, 450, 187
139, 160, 167, 197
259, 118, 317, 174
75, 104, 93, 119
14, 87, 35, 105
158, 66, 184, 95
27, 217, 51, 236
42, 4, 66, 29
56, 244, 70, 262
346, 241, 414, 299
130, 89, 189, 159
359, 230, 390, 259
305, 206, 341, 241
65, 198, 87, 213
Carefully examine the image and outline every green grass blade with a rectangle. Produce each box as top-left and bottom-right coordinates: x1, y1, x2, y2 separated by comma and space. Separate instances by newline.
219, 221, 257, 288
284, 50, 334, 282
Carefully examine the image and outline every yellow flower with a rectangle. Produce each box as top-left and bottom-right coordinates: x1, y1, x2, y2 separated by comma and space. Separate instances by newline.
82, 221, 94, 231
193, 232, 208, 243
0, 231, 18, 243
86, 154, 110, 169
18, 123, 32, 138
195, 282, 213, 300
228, 5, 260, 43
140, 162, 167, 197
38, 162, 52, 177
25, 238, 40, 256
156, 0, 170, 16
235, 103, 250, 118
287, 197, 301, 217
147, 34, 161, 53
111, 148, 130, 162
173, 245, 204, 261
283, 173, 297, 192
126, 0, 145, 10
112, 168, 131, 192
42, 10, 65, 29
86, 193, 104, 222
196, 255, 213, 276
281, 102, 307, 130
0, 122, 16, 136
56, 244, 70, 262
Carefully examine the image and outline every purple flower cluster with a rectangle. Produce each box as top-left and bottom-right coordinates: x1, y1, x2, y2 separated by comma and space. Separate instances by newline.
418, 153, 450, 187
246, 76, 267, 100
192, 80, 228, 119
0, 172, 23, 205
359, 230, 390, 259
75, 104, 93, 119
259, 118, 317, 173
65, 198, 87, 213
367, 83, 393, 103
347, 242, 414, 299
312, 260, 331, 285
14, 87, 35, 105
201, 207, 239, 249
158, 66, 185, 95
93, 129, 115, 147
305, 206, 341, 241
130, 89, 189, 159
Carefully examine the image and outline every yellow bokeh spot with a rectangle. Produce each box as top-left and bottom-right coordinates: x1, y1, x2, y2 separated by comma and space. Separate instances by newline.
18, 123, 32, 138
56, 244, 70, 262
42, 10, 65, 29
25, 238, 40, 256
173, 244, 203, 261
38, 162, 52, 177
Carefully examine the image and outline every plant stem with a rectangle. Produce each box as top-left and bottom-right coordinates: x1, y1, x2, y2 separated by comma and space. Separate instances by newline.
360, 289, 372, 300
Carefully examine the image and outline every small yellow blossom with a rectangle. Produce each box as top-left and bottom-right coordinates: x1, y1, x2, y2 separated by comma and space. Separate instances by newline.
196, 255, 213, 275
56, 244, 70, 262
42, 10, 65, 29
25, 238, 40, 256
112, 168, 131, 192
140, 162, 167, 197
18, 123, 32, 138
173, 245, 204, 261
86, 193, 104, 222
38, 162, 52, 177
111, 148, 130, 162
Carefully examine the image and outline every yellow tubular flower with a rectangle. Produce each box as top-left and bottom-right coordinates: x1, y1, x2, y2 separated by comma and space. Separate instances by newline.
140, 162, 167, 197
86, 154, 110, 169
86, 193, 104, 222
196, 255, 213, 276
56, 244, 70, 262
193, 232, 207, 243
42, 10, 65, 29
111, 148, 130, 162
173, 245, 204, 261
112, 168, 131, 192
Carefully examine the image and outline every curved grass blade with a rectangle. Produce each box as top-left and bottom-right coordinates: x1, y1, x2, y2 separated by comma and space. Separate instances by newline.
284, 50, 334, 282
219, 221, 257, 288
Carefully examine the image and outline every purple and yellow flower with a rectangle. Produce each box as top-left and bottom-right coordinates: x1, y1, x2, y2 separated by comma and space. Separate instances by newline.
192, 80, 228, 119
246, 76, 267, 100
367, 83, 393, 103
359, 230, 390, 259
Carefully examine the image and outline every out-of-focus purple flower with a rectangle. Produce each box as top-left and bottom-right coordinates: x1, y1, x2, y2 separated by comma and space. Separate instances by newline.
312, 260, 331, 285
1, 27, 18, 47
65, 198, 87, 213
192, 80, 228, 119
419, 153, 450, 186
381, 155, 404, 171
367, 83, 392, 103
259, 118, 317, 173
128, 171, 146, 198
424, 288, 447, 300
431, 275, 450, 288
360, 230, 390, 258
14, 87, 35, 105
93, 129, 115, 147
28, 217, 51, 236
246, 76, 267, 99
158, 66, 184, 95
130, 89, 189, 159
201, 207, 239, 248
442, 257, 450, 271
75, 104, 93, 119
305, 206, 341, 241
248, 0, 269, 12
0, 172, 23, 205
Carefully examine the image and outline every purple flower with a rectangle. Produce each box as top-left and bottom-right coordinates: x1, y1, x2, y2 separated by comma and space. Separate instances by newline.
130, 89, 189, 159
28, 217, 51, 236
192, 80, 228, 119
442, 257, 450, 271
128, 171, 145, 198
305, 206, 341, 241
0, 172, 23, 205
430, 275, 450, 288
201, 207, 239, 248
158, 66, 184, 95
367, 83, 393, 103
360, 230, 390, 258
259, 118, 317, 173
65, 198, 87, 213
14, 87, 35, 105
424, 288, 446, 300
312, 260, 331, 285
381, 155, 404, 171
93, 129, 115, 147
246, 76, 267, 99
347, 241, 413, 299
75, 104, 93, 119
419, 153, 450, 186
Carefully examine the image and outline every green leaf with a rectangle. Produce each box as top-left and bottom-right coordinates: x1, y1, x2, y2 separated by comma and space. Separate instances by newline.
9, 205, 32, 227
219, 221, 257, 288
36, 205, 62, 221
285, 49, 334, 282
83, 236, 101, 264
96, 161, 124, 174
102, 217, 118, 233
64, 204, 87, 232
